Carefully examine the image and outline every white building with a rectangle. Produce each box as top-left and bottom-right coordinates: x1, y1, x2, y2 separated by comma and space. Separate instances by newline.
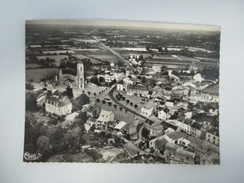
141, 101, 155, 117
206, 128, 219, 146
158, 110, 167, 120
190, 91, 219, 103
45, 97, 72, 116
96, 110, 115, 130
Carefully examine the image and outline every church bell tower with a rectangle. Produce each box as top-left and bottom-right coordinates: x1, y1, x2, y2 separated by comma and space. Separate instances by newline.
77, 62, 84, 88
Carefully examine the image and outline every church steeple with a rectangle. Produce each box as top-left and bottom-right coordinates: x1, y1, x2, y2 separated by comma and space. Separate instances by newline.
77, 62, 84, 88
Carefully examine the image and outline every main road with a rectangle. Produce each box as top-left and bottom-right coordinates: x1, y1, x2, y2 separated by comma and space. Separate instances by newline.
92, 36, 136, 73
107, 86, 149, 121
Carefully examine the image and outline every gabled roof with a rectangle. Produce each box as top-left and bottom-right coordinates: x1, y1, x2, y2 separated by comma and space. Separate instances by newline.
166, 131, 188, 140
114, 121, 127, 130
142, 100, 155, 110
46, 96, 71, 107
165, 142, 181, 150
124, 142, 144, 158
151, 123, 164, 132
100, 109, 113, 116
127, 84, 148, 91
155, 136, 168, 150
176, 149, 195, 158
191, 122, 202, 130
207, 128, 219, 136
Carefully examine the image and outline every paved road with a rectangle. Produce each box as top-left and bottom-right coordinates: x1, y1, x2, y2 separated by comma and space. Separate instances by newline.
92, 36, 135, 73
88, 28, 97, 35
108, 87, 149, 121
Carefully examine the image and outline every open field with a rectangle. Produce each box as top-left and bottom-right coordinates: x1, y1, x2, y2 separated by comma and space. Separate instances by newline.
26, 63, 44, 69
36, 55, 69, 62
26, 68, 59, 82
74, 49, 121, 63
144, 54, 218, 69
42, 50, 75, 54
116, 50, 152, 58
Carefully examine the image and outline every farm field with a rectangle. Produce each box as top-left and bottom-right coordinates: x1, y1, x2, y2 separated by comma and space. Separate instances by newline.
74, 49, 121, 63
26, 68, 59, 82
194, 57, 219, 63
26, 63, 44, 69
36, 55, 69, 62
42, 50, 75, 54
116, 50, 152, 58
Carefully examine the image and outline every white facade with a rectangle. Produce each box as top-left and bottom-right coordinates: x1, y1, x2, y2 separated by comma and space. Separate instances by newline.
141, 107, 153, 117
117, 83, 124, 91
45, 100, 72, 116
176, 121, 191, 135
158, 110, 167, 120
190, 92, 219, 103
96, 110, 115, 130
206, 132, 219, 146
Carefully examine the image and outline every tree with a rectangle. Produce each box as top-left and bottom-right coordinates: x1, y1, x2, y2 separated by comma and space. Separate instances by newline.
36, 136, 50, 154
96, 98, 100, 103
146, 45, 151, 51
126, 99, 130, 104
59, 60, 67, 69
77, 111, 88, 123
157, 45, 163, 52
99, 77, 105, 83
66, 86, 74, 99
109, 79, 117, 87
26, 93, 38, 112
164, 46, 168, 53
72, 94, 90, 111
134, 104, 138, 109
26, 83, 34, 91
90, 76, 99, 85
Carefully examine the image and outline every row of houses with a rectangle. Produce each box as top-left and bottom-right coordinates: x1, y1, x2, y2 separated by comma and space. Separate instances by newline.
149, 131, 219, 164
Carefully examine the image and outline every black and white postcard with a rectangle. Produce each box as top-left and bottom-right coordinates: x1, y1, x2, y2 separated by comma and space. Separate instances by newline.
24, 20, 220, 164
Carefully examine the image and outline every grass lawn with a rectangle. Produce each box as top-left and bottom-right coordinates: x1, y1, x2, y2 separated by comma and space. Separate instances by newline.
26, 68, 59, 82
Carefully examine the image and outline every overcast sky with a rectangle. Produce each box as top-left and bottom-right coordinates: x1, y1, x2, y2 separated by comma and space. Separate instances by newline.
26, 19, 220, 32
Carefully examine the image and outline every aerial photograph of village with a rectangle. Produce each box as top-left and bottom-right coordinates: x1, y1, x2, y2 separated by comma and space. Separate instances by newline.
24, 20, 220, 164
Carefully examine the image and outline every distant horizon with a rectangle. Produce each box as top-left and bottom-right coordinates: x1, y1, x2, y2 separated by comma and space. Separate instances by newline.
26, 19, 221, 32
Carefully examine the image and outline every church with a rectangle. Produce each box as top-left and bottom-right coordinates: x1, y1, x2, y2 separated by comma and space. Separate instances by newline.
58, 62, 85, 88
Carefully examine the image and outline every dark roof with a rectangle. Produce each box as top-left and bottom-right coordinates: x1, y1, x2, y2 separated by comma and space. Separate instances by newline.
53, 90, 62, 96
166, 131, 187, 140
161, 121, 178, 131
184, 119, 193, 125
46, 96, 71, 107
191, 122, 202, 130
127, 84, 148, 91
61, 69, 77, 76
151, 123, 164, 132
155, 137, 168, 150
207, 128, 219, 136
124, 142, 143, 157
